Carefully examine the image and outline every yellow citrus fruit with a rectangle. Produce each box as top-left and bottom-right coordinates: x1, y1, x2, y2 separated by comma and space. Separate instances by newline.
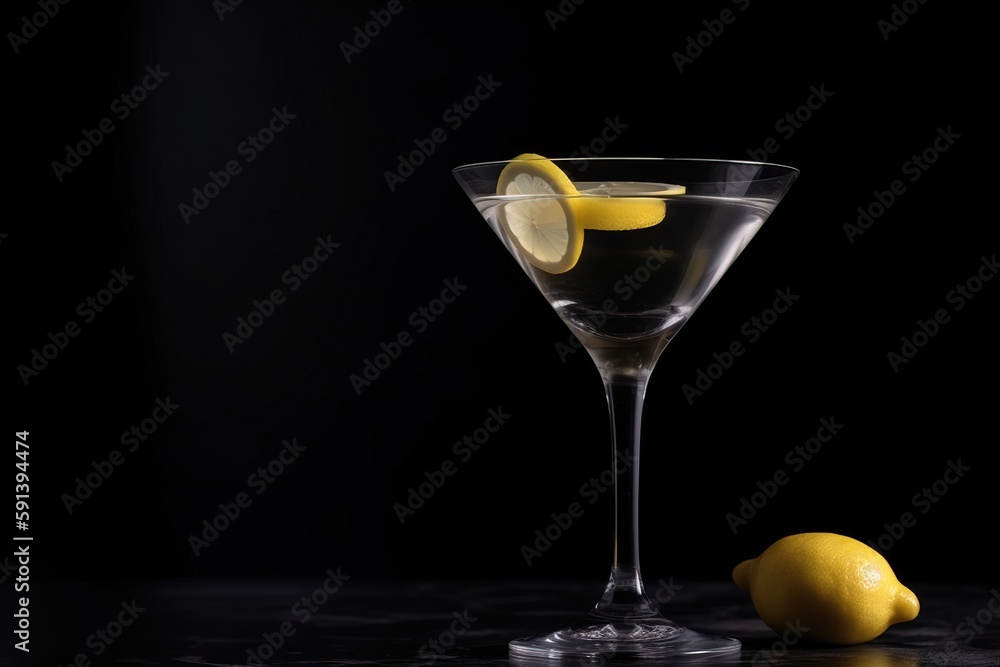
574, 197, 669, 231
733, 533, 919, 645
495, 154, 684, 273
496, 154, 583, 274
574, 181, 684, 231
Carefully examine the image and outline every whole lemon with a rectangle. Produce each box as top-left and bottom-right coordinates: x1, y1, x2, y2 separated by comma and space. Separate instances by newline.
733, 533, 919, 645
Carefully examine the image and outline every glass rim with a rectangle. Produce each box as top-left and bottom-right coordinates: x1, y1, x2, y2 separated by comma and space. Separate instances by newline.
452, 156, 800, 176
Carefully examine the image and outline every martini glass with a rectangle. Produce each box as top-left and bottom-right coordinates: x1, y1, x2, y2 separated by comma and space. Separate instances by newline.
452, 157, 798, 660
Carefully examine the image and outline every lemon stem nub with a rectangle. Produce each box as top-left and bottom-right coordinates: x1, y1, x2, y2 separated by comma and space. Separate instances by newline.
894, 585, 920, 623
732, 559, 754, 590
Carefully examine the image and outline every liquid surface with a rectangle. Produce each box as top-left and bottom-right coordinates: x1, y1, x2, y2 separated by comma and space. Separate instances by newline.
474, 189, 774, 352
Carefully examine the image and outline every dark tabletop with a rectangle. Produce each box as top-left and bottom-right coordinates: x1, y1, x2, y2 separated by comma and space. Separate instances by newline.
13, 579, 1000, 666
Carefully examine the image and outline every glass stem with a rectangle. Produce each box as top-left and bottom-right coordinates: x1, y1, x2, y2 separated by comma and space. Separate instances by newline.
591, 372, 660, 621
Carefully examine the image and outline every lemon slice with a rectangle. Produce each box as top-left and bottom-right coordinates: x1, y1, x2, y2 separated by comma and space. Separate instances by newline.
497, 154, 582, 274
496, 155, 686, 273
575, 199, 666, 231
576, 182, 684, 231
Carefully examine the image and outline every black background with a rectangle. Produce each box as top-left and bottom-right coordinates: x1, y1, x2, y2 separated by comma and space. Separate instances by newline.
4, 0, 994, 636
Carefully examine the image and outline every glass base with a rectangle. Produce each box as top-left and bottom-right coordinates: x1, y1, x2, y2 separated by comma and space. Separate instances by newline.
509, 617, 740, 663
